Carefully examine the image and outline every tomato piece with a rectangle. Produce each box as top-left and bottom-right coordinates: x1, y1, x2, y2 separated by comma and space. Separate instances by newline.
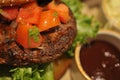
16, 23, 43, 48
1, 7, 18, 20
47, 1, 70, 23
22, 2, 40, 9
38, 10, 60, 32
16, 2, 42, 24
47, 1, 56, 10
56, 3, 71, 23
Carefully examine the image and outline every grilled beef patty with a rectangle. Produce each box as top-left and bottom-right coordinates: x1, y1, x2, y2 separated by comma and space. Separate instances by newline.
0, 8, 76, 66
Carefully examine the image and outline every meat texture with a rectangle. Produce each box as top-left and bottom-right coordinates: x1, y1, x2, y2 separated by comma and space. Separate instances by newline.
0, 4, 77, 66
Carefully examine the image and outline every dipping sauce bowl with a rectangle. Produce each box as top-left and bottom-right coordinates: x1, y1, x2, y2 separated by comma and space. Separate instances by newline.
75, 30, 120, 80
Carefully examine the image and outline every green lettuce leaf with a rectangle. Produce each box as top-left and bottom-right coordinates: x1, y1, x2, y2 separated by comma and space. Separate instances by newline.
62, 0, 100, 57
0, 0, 99, 80
0, 63, 54, 80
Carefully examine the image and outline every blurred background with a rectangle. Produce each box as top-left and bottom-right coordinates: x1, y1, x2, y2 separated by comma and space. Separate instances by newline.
60, 0, 120, 80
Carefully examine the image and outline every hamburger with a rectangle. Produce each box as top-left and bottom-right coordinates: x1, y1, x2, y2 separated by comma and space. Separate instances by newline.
0, 0, 76, 79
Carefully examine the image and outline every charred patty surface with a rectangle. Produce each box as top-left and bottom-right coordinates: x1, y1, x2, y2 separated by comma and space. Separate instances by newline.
0, 3, 76, 66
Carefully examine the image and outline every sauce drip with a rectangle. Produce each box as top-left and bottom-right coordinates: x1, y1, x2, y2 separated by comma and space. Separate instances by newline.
80, 40, 120, 80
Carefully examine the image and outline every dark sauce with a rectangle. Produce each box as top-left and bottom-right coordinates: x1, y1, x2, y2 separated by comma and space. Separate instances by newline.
80, 40, 120, 80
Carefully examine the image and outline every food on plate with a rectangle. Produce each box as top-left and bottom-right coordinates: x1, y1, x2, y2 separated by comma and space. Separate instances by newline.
0, 0, 76, 66
0, 0, 100, 79
0, 0, 77, 80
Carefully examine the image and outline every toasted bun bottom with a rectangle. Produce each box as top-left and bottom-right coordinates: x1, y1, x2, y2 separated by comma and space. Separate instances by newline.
53, 57, 73, 80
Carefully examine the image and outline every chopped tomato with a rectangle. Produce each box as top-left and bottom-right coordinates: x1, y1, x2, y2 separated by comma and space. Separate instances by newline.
47, 1, 70, 23
1, 7, 18, 20
22, 2, 40, 9
38, 10, 60, 32
16, 23, 43, 48
47, 1, 56, 10
56, 3, 71, 23
16, 2, 42, 24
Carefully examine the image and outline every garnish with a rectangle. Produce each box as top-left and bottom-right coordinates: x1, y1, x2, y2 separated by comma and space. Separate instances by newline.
16, 24, 42, 48
47, 1, 70, 23
53, 11, 58, 18
28, 26, 40, 42
62, 0, 100, 57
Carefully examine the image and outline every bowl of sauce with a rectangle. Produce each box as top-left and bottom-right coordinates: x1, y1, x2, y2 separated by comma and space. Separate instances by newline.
75, 30, 120, 80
